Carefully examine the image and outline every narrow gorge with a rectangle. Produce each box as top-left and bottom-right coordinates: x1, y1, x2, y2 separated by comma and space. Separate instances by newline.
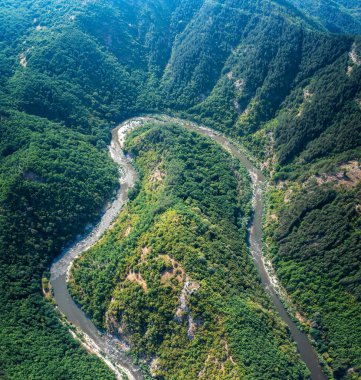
52, 116, 326, 379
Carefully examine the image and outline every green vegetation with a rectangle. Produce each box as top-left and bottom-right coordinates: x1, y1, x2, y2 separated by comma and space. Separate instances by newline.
261, 37, 361, 379
270, 185, 361, 377
0, 0, 360, 378
265, 169, 361, 379
0, 1, 127, 377
0, 110, 117, 379
70, 123, 308, 379
286, 0, 361, 34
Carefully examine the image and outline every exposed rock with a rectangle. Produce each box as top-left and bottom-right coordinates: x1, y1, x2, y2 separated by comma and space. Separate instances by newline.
303, 88, 313, 100
123, 225, 132, 237
174, 276, 201, 339
227, 72, 244, 89
187, 316, 203, 340
269, 213, 278, 222
347, 43, 361, 76
149, 169, 164, 182
126, 271, 148, 292
104, 313, 132, 353
19, 53, 27, 68
295, 311, 308, 325
187, 315, 196, 339
150, 357, 161, 377
177, 276, 200, 315
314, 161, 361, 189
349, 43, 361, 66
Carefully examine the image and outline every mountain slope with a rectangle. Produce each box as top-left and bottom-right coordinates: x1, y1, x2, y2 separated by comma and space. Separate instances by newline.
0, 0, 360, 379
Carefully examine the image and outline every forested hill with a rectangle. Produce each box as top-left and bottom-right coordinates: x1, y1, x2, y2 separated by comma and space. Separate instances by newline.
0, 0, 360, 379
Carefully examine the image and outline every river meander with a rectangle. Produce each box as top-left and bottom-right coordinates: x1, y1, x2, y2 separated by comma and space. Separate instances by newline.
50, 115, 326, 380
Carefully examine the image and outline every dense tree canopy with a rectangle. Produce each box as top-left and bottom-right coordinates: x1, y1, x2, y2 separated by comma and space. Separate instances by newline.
0, 0, 360, 378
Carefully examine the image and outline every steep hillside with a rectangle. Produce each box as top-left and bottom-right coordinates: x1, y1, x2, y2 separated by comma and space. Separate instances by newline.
0, 1, 130, 378
0, 0, 360, 379
0, 110, 118, 379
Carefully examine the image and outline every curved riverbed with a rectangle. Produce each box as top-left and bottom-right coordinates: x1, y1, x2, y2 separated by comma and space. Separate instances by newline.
178, 118, 327, 380
50, 115, 326, 380
50, 120, 144, 380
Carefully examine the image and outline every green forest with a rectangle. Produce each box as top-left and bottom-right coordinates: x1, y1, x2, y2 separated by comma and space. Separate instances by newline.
70, 123, 308, 379
0, 0, 360, 379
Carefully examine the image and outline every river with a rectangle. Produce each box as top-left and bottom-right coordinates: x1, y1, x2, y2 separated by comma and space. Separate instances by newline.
50, 115, 326, 380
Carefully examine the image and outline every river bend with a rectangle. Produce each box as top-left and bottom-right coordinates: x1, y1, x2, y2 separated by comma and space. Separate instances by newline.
50, 115, 326, 380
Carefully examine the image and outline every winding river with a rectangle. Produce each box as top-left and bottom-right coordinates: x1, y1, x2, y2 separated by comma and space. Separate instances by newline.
50, 115, 326, 380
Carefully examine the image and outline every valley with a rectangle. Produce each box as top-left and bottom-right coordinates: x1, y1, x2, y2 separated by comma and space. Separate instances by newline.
0, 0, 360, 379
55, 116, 324, 379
